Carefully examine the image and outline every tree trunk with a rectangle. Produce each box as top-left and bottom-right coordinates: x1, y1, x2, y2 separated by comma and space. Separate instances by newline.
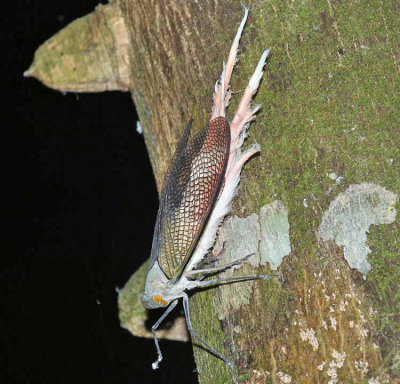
27, 1, 400, 383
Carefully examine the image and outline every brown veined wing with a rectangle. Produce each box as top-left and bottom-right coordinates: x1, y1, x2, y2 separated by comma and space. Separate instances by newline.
148, 117, 230, 282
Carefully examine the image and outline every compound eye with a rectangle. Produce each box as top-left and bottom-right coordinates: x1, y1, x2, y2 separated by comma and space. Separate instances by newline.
153, 294, 167, 306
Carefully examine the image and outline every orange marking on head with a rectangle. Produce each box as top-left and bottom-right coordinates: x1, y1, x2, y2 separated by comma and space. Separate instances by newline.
153, 294, 167, 306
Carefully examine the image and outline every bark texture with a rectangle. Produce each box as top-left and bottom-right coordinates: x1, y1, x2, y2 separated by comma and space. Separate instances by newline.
28, 0, 400, 383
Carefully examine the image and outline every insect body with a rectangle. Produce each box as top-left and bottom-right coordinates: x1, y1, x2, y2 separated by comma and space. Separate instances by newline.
141, 5, 273, 382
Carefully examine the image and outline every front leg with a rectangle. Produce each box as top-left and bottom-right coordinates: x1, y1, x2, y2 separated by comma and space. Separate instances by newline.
185, 253, 253, 278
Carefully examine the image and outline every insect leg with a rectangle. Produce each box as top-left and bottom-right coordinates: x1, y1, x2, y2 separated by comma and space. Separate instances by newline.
185, 253, 253, 278
195, 273, 278, 289
182, 293, 238, 384
211, 4, 249, 120
150, 299, 179, 370
201, 241, 226, 265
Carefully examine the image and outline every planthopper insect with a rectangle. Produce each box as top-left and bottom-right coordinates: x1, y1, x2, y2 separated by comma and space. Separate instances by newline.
141, 5, 274, 382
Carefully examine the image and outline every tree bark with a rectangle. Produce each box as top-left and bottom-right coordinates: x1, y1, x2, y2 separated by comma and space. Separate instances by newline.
27, 0, 400, 383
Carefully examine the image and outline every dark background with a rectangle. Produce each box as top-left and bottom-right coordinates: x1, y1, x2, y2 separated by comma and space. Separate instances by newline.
3, 1, 196, 383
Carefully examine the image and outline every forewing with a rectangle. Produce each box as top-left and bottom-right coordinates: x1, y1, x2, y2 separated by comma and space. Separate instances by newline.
148, 118, 192, 272
149, 117, 230, 281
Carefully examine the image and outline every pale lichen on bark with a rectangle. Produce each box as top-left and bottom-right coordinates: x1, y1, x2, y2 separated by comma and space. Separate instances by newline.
259, 200, 291, 269
318, 183, 398, 275
212, 200, 290, 320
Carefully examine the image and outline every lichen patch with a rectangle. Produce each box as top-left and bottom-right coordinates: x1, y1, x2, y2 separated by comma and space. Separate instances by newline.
259, 200, 291, 270
212, 200, 291, 320
318, 183, 398, 275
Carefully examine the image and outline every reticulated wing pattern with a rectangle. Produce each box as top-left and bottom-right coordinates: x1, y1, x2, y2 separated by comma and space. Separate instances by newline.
149, 117, 230, 281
